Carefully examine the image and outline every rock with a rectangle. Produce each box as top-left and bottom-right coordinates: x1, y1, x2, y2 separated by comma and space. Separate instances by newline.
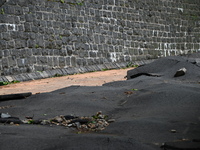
69, 119, 90, 124
32, 120, 41, 124
64, 115, 77, 120
124, 91, 133, 95
22, 120, 29, 124
1, 113, 11, 118
96, 111, 102, 115
87, 123, 96, 129
23, 119, 41, 124
40, 120, 50, 125
10, 122, 14, 125
170, 129, 177, 133
174, 68, 187, 77
75, 122, 81, 129
80, 124, 88, 129
67, 124, 73, 127
98, 115, 104, 119
108, 119, 115, 123
52, 116, 63, 123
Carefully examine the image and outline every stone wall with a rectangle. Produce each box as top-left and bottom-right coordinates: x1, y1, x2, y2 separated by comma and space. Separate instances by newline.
0, 0, 200, 80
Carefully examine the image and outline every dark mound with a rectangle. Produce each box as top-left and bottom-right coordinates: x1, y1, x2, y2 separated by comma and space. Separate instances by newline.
127, 53, 200, 83
0, 53, 200, 150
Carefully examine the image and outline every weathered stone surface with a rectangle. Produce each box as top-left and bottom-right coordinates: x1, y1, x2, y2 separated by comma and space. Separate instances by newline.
0, 0, 199, 78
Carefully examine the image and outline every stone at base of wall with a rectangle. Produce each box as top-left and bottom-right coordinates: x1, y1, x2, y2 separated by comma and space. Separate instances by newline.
0, 59, 155, 82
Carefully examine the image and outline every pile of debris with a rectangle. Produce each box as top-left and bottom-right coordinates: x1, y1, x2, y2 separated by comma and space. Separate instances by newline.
0, 111, 115, 132
49, 111, 115, 132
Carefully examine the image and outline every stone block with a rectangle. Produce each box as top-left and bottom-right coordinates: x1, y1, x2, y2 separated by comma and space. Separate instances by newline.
16, 31, 27, 40
28, 72, 43, 80
48, 68, 64, 76
43, 12, 49, 20
59, 49, 67, 56
34, 65, 44, 72
37, 56, 47, 65
35, 36, 44, 48
22, 74, 32, 81
2, 58, 9, 68
2, 5, 14, 14
86, 58, 95, 66
0, 50, 3, 58
65, 67, 78, 75
28, 40, 37, 48
71, 56, 76, 67
8, 57, 17, 67
64, 57, 70, 66
15, 6, 23, 15
3, 50, 10, 57
59, 57, 66, 67
17, 58, 26, 67
53, 57, 59, 67
89, 51, 96, 57
40, 71, 51, 78
1, 32, 10, 41
32, 48, 41, 56
0, 15, 10, 23
5, 76, 14, 82
32, 26, 39, 33
24, 22, 32, 32
84, 65, 94, 72
76, 66, 87, 73
15, 40, 26, 49
76, 58, 83, 66
47, 57, 53, 67
107, 62, 118, 69
0, 76, 9, 82
0, 24, 7, 32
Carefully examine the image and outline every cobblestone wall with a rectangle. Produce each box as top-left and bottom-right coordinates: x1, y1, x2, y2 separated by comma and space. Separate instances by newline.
0, 0, 200, 78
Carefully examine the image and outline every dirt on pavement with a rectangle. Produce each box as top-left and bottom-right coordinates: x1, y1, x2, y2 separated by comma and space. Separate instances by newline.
0, 68, 134, 95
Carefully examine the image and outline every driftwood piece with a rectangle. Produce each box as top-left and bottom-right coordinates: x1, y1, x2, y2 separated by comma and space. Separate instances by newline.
0, 92, 32, 101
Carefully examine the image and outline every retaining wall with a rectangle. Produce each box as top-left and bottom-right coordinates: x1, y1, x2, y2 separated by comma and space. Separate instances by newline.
0, 0, 200, 81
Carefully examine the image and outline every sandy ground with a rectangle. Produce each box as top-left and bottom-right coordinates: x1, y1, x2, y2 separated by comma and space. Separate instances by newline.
0, 68, 133, 95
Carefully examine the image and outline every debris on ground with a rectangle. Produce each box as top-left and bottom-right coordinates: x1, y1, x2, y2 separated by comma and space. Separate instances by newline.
0, 113, 22, 124
0, 111, 114, 132
0, 105, 14, 109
